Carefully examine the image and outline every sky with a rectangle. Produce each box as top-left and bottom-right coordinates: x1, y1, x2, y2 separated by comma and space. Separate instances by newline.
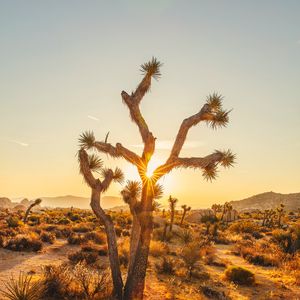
0, 0, 300, 208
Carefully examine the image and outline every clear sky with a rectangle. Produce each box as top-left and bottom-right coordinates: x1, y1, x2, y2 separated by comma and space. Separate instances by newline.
1, 0, 299, 208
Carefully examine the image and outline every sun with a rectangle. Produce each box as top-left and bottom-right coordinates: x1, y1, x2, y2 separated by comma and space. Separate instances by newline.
145, 158, 161, 178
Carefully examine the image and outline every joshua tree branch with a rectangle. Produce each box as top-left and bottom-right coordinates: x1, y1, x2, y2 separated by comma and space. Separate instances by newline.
94, 141, 143, 167
78, 149, 98, 188
121, 91, 155, 164
168, 104, 212, 160
152, 151, 225, 182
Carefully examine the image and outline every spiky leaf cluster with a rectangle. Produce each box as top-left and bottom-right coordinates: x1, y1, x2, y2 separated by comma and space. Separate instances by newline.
88, 154, 103, 173
153, 183, 164, 199
121, 180, 141, 205
79, 131, 95, 149
215, 150, 236, 168
206, 93, 223, 111
140, 57, 162, 80
202, 163, 218, 182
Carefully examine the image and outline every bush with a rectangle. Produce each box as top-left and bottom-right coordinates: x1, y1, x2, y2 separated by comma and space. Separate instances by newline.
150, 240, 169, 257
155, 257, 176, 275
57, 217, 70, 225
229, 221, 259, 234
5, 234, 42, 252
225, 266, 255, 285
40, 232, 56, 244
118, 239, 130, 267
181, 242, 200, 278
84, 231, 106, 245
67, 233, 86, 245
69, 249, 98, 265
6, 216, 21, 228
72, 223, 92, 233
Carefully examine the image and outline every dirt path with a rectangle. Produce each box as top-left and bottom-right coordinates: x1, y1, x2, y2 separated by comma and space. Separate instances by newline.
0, 239, 79, 289
206, 244, 300, 300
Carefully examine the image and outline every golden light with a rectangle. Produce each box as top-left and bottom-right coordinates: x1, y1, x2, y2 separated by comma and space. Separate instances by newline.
145, 158, 161, 178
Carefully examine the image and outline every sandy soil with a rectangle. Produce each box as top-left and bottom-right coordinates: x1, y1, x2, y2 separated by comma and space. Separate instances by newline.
0, 239, 80, 289
0, 241, 299, 299
206, 244, 300, 300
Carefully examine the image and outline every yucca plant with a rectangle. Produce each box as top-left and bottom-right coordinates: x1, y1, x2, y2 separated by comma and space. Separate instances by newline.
168, 196, 178, 234
0, 272, 43, 300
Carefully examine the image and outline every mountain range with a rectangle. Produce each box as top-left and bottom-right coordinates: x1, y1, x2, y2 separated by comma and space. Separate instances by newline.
1, 191, 300, 211
229, 191, 300, 211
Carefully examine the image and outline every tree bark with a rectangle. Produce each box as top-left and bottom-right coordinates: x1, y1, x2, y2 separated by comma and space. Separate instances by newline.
124, 184, 154, 300
90, 189, 124, 300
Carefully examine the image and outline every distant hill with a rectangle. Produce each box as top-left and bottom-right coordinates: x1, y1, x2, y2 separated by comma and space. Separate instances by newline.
0, 195, 123, 210
229, 191, 300, 211
40, 195, 123, 209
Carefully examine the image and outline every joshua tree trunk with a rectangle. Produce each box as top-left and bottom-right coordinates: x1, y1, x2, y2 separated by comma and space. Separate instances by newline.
124, 184, 154, 300
180, 211, 186, 226
90, 189, 124, 300
23, 198, 42, 223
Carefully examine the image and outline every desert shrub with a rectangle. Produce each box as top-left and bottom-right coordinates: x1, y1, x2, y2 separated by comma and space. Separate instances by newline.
73, 262, 111, 299
58, 217, 70, 225
0, 272, 44, 300
27, 215, 40, 226
67, 233, 86, 245
40, 231, 56, 244
5, 234, 42, 252
118, 239, 130, 267
85, 231, 106, 245
181, 242, 200, 278
69, 249, 98, 265
200, 285, 229, 299
155, 257, 176, 275
72, 223, 92, 233
43, 225, 57, 232
58, 227, 72, 238
229, 221, 259, 234
272, 225, 300, 254
6, 216, 21, 228
178, 229, 194, 244
224, 265, 255, 285
68, 213, 81, 222
200, 244, 217, 265
42, 264, 73, 299
150, 240, 169, 257
234, 239, 281, 267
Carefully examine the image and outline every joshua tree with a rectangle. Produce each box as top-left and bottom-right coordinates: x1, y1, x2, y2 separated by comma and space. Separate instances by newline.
23, 198, 42, 223
277, 204, 285, 228
78, 149, 124, 300
211, 203, 222, 219
180, 205, 191, 226
168, 196, 178, 233
78, 57, 235, 300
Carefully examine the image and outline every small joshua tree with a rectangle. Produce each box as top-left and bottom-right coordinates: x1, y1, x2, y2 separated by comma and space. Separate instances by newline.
276, 204, 285, 228
180, 205, 191, 226
168, 196, 178, 233
78, 57, 235, 300
23, 198, 42, 223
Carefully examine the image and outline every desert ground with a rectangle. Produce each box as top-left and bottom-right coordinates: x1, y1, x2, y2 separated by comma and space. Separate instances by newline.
0, 203, 299, 300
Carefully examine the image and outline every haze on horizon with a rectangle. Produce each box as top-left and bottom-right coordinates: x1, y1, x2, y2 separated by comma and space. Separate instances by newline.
1, 1, 300, 209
